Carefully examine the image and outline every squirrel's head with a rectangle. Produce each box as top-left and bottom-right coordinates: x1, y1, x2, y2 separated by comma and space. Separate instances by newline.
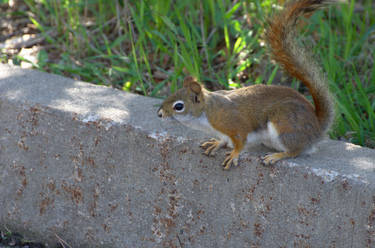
157, 76, 205, 119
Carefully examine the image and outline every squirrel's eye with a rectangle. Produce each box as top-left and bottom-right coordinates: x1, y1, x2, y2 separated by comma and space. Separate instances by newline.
173, 100, 184, 113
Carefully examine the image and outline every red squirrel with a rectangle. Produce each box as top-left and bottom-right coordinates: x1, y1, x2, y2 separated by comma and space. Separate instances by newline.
157, 0, 342, 170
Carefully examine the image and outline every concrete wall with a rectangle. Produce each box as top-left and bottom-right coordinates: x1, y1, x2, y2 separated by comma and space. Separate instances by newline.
0, 63, 375, 247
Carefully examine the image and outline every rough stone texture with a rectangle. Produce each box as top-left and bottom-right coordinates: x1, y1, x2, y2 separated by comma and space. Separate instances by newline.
0, 63, 375, 248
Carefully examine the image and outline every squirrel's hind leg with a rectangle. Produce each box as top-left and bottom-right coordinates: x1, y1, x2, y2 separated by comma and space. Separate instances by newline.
261, 102, 321, 165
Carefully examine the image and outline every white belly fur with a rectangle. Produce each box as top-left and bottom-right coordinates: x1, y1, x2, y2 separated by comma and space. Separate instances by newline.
262, 122, 287, 151
245, 122, 285, 151
174, 113, 233, 147
175, 113, 289, 151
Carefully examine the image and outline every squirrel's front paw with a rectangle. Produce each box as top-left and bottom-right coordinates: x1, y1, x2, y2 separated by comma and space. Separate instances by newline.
222, 151, 239, 170
261, 152, 294, 165
261, 153, 279, 165
200, 138, 226, 156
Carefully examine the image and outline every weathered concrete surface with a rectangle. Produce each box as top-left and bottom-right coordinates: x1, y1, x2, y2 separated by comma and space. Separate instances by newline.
0, 63, 375, 248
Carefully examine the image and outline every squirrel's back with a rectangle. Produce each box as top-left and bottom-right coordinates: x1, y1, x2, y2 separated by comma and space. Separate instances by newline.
265, 0, 339, 133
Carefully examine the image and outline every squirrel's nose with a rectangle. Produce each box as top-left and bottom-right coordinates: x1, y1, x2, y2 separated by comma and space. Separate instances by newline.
157, 108, 163, 118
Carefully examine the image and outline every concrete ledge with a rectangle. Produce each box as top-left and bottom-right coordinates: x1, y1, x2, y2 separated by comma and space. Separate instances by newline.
0, 63, 375, 247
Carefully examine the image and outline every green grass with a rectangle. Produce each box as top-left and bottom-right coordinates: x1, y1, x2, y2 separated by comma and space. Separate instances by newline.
2, 0, 375, 147
313, 0, 375, 147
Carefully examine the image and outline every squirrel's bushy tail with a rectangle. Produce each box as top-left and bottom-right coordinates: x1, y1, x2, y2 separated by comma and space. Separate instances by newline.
265, 0, 341, 133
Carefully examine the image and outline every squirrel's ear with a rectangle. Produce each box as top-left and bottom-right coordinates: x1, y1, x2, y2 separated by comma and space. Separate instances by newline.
183, 76, 196, 88
183, 76, 201, 95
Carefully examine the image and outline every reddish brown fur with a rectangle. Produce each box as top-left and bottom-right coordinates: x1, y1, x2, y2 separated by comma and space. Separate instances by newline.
265, 0, 336, 133
158, 0, 339, 168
